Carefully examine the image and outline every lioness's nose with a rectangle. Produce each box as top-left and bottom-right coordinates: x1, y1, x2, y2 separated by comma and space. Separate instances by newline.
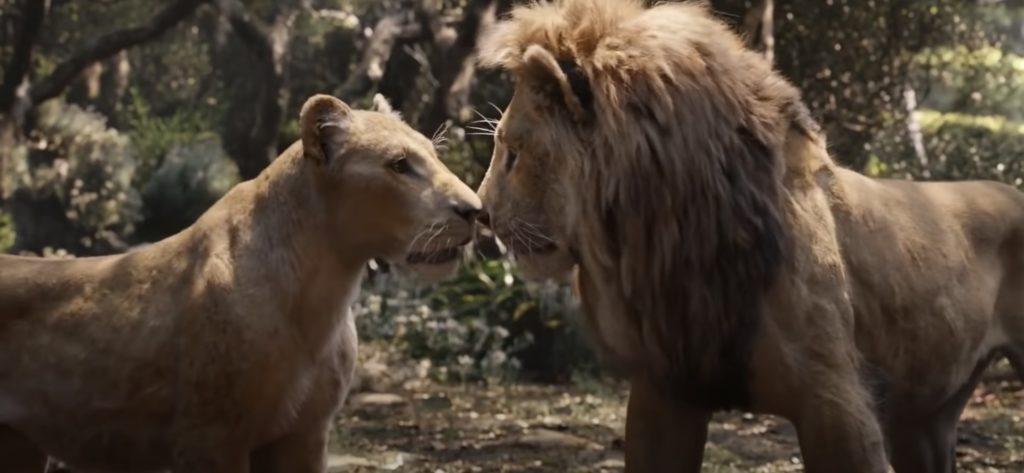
451, 201, 482, 222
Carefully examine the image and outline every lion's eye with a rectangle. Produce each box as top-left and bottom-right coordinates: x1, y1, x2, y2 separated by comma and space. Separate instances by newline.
505, 149, 519, 172
389, 158, 413, 175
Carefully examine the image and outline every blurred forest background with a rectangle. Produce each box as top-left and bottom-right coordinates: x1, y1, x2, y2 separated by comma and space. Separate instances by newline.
3, 0, 1024, 383
3, 1, 1024, 470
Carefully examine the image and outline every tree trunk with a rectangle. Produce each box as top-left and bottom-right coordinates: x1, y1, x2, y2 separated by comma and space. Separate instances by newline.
903, 83, 931, 178
0, 0, 49, 204
418, 0, 498, 135
216, 0, 300, 179
337, 12, 424, 102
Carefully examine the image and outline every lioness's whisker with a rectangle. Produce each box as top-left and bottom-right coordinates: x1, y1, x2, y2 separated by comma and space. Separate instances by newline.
432, 121, 452, 148
421, 223, 449, 253
408, 222, 439, 252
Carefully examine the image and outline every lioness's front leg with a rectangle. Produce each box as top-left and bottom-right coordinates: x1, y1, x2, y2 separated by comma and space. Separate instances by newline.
625, 375, 711, 473
251, 423, 331, 473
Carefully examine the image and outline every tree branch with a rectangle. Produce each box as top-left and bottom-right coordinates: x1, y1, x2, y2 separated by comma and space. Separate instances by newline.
337, 12, 424, 101
0, 0, 49, 114
29, 0, 207, 106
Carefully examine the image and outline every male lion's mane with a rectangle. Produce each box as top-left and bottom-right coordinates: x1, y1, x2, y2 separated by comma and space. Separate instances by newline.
480, 0, 817, 408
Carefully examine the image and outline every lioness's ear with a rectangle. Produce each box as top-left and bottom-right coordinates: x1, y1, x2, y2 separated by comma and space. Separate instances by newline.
372, 93, 395, 115
521, 45, 593, 122
300, 94, 352, 165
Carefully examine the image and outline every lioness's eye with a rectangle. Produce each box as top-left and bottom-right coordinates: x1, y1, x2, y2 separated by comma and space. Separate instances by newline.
389, 158, 413, 175
505, 149, 519, 172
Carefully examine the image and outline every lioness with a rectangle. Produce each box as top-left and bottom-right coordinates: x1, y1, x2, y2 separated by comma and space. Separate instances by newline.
475, 1, 1024, 472
0, 94, 480, 472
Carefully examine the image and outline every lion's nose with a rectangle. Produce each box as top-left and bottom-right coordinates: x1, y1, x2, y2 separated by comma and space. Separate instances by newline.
451, 201, 482, 223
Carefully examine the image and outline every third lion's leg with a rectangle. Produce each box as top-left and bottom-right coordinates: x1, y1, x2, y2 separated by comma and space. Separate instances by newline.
888, 419, 958, 473
888, 354, 991, 473
624, 374, 711, 473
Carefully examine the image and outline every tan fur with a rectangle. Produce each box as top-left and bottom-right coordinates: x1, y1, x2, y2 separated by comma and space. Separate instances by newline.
476, 1, 1024, 472
0, 94, 480, 473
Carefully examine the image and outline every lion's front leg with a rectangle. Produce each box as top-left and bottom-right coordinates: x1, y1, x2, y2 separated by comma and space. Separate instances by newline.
624, 375, 711, 473
251, 423, 330, 473
771, 338, 888, 473
792, 383, 888, 473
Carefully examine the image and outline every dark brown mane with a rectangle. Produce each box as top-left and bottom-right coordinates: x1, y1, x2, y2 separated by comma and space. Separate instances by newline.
481, 0, 812, 409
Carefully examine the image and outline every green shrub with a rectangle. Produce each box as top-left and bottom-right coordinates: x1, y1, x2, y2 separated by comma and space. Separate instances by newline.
6, 100, 141, 254
871, 109, 1024, 188
356, 256, 596, 383
136, 137, 240, 241
125, 89, 218, 187
0, 211, 14, 253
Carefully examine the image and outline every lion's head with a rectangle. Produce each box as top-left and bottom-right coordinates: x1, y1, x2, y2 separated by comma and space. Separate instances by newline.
477, 0, 816, 405
299, 94, 480, 281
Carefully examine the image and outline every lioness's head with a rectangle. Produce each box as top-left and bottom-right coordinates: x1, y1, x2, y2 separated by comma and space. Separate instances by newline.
300, 94, 480, 281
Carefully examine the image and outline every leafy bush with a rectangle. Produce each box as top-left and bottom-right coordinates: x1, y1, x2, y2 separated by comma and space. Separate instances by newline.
125, 89, 219, 187
136, 137, 240, 241
869, 109, 1024, 188
0, 211, 14, 253
356, 256, 594, 383
915, 47, 1024, 121
6, 100, 141, 255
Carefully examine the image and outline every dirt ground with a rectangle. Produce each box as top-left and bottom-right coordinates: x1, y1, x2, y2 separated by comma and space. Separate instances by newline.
330, 378, 1024, 472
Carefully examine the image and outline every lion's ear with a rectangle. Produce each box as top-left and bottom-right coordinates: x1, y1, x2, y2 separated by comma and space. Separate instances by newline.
521, 45, 593, 122
300, 94, 353, 165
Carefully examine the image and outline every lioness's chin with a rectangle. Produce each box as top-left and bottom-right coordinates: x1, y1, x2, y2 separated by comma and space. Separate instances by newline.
514, 250, 576, 282
406, 259, 460, 282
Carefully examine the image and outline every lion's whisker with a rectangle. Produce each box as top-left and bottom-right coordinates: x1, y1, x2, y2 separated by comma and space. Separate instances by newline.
488, 102, 505, 118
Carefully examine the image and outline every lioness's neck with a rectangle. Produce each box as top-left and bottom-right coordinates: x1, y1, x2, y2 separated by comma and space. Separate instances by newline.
198, 144, 367, 353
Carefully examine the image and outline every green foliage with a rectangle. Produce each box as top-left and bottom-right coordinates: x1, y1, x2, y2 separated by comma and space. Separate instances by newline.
875, 110, 1024, 187
0, 212, 14, 253
7, 100, 141, 254
356, 256, 593, 382
125, 89, 219, 187
916, 47, 1024, 120
136, 137, 240, 241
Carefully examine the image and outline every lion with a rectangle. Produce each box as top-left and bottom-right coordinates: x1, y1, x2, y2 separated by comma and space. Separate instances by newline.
0, 93, 481, 473
474, 1, 1024, 471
